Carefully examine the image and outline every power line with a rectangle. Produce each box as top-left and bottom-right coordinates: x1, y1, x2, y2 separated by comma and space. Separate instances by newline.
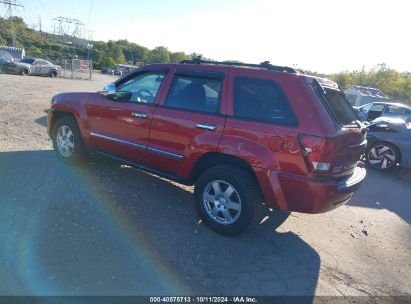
35, 0, 52, 18
0, 0, 24, 46
86, 0, 93, 29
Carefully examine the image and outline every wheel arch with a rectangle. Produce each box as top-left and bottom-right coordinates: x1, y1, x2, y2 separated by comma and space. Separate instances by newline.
190, 152, 259, 185
49, 109, 89, 144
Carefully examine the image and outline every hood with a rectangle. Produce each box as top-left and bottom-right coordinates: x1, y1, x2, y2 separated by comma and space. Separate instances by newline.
13, 61, 31, 67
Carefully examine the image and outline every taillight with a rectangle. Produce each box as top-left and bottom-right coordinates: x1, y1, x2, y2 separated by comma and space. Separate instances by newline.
298, 134, 335, 173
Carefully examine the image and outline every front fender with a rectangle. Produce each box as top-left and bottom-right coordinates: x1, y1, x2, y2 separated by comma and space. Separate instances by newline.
50, 92, 96, 145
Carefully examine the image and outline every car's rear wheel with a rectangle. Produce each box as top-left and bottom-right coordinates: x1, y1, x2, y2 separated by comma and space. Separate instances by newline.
366, 141, 399, 170
194, 165, 260, 236
21, 68, 29, 76
52, 116, 87, 164
50, 70, 58, 78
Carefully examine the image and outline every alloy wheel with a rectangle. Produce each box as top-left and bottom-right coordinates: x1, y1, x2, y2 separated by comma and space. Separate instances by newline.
56, 125, 75, 157
203, 180, 242, 225
368, 144, 397, 169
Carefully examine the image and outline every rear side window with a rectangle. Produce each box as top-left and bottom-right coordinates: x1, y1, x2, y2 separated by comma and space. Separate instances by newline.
234, 77, 296, 126
165, 75, 221, 114
386, 105, 408, 114
314, 82, 359, 126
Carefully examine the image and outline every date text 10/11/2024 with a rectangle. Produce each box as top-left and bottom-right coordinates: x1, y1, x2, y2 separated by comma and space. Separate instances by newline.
149, 296, 258, 303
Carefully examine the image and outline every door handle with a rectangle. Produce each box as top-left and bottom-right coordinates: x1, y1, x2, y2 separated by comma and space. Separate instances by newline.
132, 112, 149, 119
196, 123, 217, 131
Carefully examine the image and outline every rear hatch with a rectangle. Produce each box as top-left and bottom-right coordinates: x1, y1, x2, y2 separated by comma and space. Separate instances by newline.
311, 79, 367, 177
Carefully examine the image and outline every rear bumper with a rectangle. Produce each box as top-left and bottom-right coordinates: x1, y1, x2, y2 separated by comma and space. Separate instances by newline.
258, 165, 366, 213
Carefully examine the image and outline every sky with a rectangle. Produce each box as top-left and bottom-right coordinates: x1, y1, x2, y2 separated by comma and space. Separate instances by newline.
11, 0, 411, 74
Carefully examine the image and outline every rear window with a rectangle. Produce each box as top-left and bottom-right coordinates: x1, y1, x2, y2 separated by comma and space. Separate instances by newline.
314, 82, 359, 126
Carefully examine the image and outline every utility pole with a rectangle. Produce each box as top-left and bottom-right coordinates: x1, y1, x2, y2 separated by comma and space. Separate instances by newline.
38, 15, 42, 33
0, 0, 24, 46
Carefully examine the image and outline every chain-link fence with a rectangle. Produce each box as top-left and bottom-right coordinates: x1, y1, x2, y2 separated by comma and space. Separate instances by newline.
54, 59, 93, 80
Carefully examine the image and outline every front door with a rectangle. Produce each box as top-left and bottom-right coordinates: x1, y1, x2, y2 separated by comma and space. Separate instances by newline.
86, 71, 167, 164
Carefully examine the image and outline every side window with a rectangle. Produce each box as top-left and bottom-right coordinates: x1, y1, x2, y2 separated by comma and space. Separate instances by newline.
386, 105, 407, 115
115, 73, 164, 103
367, 104, 385, 120
165, 75, 222, 114
234, 77, 296, 126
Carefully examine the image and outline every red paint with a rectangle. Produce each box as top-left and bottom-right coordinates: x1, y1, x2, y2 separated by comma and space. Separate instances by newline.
48, 63, 366, 214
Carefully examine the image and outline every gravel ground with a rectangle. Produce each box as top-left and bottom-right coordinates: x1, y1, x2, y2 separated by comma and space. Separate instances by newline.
0, 73, 410, 299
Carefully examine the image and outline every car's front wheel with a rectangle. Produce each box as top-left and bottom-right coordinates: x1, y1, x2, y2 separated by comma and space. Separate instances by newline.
366, 141, 400, 170
21, 68, 29, 76
50, 70, 58, 78
194, 165, 261, 236
52, 116, 87, 164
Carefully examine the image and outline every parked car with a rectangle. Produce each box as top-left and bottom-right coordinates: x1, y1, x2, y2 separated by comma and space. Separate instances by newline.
0, 50, 14, 73
0, 57, 61, 77
47, 59, 367, 235
101, 68, 115, 75
355, 102, 411, 122
364, 117, 411, 170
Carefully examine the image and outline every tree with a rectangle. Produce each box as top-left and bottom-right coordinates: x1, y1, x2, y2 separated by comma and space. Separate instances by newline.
99, 54, 116, 69
149, 46, 170, 63
170, 51, 190, 63
107, 43, 126, 64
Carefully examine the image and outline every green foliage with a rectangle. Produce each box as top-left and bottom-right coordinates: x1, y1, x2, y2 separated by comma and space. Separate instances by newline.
1, 16, 409, 102
149, 46, 170, 63
0, 17, 192, 69
99, 54, 116, 69
170, 51, 190, 63
329, 64, 411, 101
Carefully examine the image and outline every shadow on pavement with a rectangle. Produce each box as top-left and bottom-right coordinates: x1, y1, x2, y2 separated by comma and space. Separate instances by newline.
34, 110, 50, 128
349, 166, 411, 224
0, 150, 320, 297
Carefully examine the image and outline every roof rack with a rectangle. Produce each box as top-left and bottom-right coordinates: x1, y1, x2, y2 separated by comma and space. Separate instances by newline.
179, 57, 297, 74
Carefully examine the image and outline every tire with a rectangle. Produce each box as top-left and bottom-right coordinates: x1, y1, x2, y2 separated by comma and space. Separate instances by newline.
50, 70, 58, 78
21, 68, 29, 76
194, 165, 261, 236
51, 116, 87, 164
366, 141, 400, 170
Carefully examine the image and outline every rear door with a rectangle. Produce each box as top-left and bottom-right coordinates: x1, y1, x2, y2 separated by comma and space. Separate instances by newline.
147, 69, 227, 178
219, 72, 305, 176
384, 104, 410, 121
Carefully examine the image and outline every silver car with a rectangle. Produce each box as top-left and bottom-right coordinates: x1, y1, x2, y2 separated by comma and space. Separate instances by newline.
356, 102, 411, 122
365, 117, 411, 170
0, 57, 62, 77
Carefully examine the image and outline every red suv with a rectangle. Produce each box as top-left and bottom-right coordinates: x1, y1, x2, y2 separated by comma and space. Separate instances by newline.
48, 59, 367, 235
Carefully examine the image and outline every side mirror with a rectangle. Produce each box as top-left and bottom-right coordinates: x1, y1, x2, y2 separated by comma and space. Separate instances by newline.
100, 83, 116, 98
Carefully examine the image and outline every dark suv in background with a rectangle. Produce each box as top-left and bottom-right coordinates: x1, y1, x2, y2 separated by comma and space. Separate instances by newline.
48, 59, 367, 235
